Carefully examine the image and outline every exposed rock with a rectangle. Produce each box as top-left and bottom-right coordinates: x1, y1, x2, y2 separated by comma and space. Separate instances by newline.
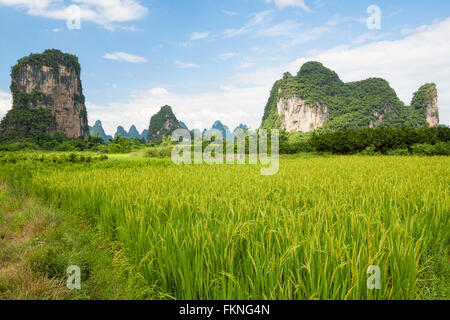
426, 97, 439, 127
147, 105, 182, 142
277, 97, 328, 132
411, 83, 439, 127
1, 49, 89, 139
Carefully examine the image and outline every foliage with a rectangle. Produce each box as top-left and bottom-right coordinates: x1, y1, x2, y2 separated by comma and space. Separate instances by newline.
0, 152, 108, 164
11, 49, 81, 79
310, 126, 450, 154
0, 106, 57, 140
106, 135, 146, 154
411, 142, 450, 156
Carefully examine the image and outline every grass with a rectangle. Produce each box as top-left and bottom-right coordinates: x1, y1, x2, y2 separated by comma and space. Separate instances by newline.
0, 154, 448, 300
0, 183, 150, 300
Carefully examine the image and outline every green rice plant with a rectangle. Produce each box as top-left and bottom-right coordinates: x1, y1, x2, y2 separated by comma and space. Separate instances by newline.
0, 155, 448, 300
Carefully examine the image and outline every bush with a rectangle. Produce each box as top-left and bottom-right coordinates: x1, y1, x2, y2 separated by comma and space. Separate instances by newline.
411, 142, 450, 156
311, 126, 450, 154
145, 146, 173, 158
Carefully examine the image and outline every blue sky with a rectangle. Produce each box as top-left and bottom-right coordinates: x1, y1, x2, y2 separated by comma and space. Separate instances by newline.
0, 0, 449, 135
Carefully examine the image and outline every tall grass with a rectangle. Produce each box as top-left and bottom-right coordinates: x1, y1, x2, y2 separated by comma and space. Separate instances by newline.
1, 156, 448, 299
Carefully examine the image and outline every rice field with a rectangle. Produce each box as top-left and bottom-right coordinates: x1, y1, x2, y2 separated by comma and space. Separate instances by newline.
1, 155, 449, 299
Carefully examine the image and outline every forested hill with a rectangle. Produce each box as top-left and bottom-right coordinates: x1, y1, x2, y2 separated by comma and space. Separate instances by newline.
261, 61, 439, 131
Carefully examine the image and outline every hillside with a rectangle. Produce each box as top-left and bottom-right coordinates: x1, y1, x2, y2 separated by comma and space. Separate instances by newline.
0, 49, 89, 141
147, 105, 182, 142
261, 61, 439, 132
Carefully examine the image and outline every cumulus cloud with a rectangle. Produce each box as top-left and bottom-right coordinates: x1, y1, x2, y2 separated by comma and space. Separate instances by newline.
265, 0, 310, 11
103, 52, 147, 63
0, 90, 12, 120
0, 0, 148, 30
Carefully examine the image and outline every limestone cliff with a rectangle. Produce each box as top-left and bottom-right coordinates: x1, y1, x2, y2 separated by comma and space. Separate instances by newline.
410, 83, 439, 127
0, 49, 89, 139
261, 61, 440, 132
277, 96, 328, 132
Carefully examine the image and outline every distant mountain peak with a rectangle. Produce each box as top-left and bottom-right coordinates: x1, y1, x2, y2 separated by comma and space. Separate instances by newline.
89, 120, 112, 142
147, 105, 182, 142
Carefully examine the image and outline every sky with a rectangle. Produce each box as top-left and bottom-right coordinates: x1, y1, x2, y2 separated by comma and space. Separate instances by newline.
0, 0, 449, 135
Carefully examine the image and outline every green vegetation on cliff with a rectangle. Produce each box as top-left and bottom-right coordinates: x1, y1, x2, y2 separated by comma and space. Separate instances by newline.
261, 61, 437, 130
0, 106, 57, 142
11, 49, 81, 78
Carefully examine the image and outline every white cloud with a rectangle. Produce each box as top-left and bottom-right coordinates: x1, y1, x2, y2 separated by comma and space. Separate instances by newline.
284, 26, 329, 48
224, 10, 272, 37
0, 0, 148, 30
238, 61, 256, 69
0, 90, 12, 120
219, 52, 239, 60
265, 0, 310, 11
352, 32, 391, 45
87, 85, 268, 135
103, 52, 147, 63
174, 60, 199, 69
259, 20, 302, 37
190, 31, 210, 41
222, 10, 238, 16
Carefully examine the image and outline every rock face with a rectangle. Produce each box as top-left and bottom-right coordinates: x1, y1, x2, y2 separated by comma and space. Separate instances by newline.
411, 83, 439, 127
3, 49, 89, 139
277, 97, 328, 132
261, 61, 440, 132
147, 105, 182, 142
426, 97, 439, 127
